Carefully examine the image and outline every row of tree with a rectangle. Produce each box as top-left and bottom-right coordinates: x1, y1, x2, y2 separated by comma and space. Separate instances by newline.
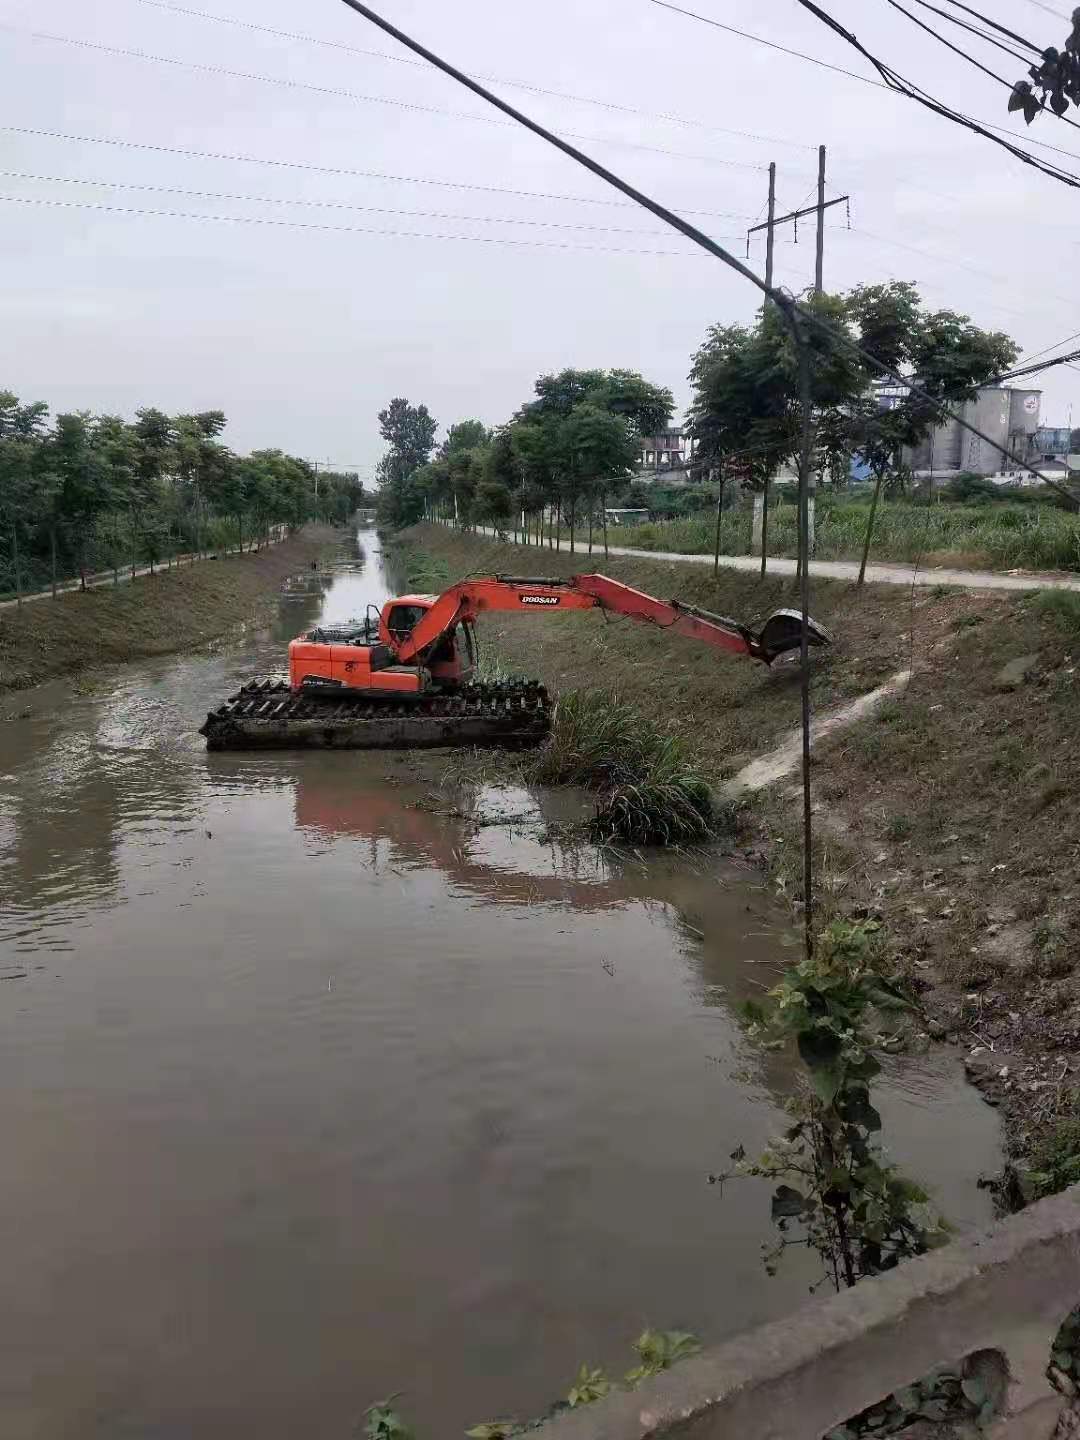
373, 370, 674, 543
0, 393, 366, 598
373, 281, 1028, 538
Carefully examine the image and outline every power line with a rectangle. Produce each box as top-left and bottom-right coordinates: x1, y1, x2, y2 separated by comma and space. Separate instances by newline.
331, 0, 1080, 514
1018, 0, 1070, 18
788, 0, 1080, 188
838, 224, 1075, 311
647, 0, 1080, 165
130, 0, 816, 152
899, 0, 1038, 64
938, 0, 1057, 47
1013, 329, 1080, 366
0, 169, 715, 238
2, 24, 773, 173
0, 192, 711, 257
0, 125, 757, 221
883, 0, 1080, 134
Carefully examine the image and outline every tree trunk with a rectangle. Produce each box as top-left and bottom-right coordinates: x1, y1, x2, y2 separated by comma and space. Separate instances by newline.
568, 497, 575, 554
858, 469, 884, 587
588, 496, 594, 555
555, 499, 562, 552
238, 512, 244, 555
603, 492, 609, 559
131, 507, 138, 581
50, 524, 57, 598
760, 475, 770, 580
10, 525, 22, 607
713, 484, 724, 578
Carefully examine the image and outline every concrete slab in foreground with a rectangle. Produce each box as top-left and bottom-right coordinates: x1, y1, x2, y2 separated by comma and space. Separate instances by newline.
535, 1187, 1080, 1439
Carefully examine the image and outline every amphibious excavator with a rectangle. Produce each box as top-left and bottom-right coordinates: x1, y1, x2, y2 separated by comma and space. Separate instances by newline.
199, 573, 831, 751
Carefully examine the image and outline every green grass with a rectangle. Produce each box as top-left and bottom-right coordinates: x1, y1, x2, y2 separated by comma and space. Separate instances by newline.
604, 497, 1080, 573
1028, 1118, 1080, 1200
528, 689, 725, 846
383, 539, 450, 593
1033, 587, 1080, 632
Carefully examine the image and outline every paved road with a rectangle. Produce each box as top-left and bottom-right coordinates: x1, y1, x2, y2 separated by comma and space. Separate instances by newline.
462, 524, 1080, 594
0, 529, 289, 612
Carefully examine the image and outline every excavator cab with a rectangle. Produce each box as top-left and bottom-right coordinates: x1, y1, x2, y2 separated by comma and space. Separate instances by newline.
378, 596, 477, 688
287, 595, 479, 697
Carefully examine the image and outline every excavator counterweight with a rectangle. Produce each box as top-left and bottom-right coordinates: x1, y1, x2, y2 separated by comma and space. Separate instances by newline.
200, 572, 831, 751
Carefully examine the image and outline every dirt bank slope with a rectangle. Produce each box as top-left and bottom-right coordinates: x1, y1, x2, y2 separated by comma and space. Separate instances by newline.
394, 525, 979, 779
401, 524, 1080, 1190
1, 526, 335, 693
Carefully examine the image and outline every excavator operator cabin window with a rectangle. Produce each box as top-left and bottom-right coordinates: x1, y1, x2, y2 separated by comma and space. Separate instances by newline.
386, 604, 427, 643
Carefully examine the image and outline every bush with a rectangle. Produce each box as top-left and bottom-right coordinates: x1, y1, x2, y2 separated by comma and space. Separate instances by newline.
529, 690, 723, 846
1033, 587, 1080, 633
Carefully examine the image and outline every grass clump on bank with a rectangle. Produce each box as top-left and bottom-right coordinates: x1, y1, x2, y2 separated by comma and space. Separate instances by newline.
529, 689, 724, 846
381, 536, 451, 593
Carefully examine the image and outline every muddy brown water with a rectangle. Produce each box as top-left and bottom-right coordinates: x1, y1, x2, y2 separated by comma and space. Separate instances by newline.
0, 528, 1000, 1440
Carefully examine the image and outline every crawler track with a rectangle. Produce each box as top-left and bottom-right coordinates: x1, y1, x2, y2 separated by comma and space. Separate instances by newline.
199, 678, 551, 751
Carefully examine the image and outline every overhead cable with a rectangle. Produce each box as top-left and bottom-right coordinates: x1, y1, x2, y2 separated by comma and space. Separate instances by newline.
0, 125, 756, 221
130, 0, 816, 151
0, 192, 710, 257
883, 0, 1080, 133
899, 0, 1039, 64
333, 0, 1080, 505
0, 169, 700, 237
648, 0, 1080, 165
788, 0, 1080, 187
0, 24, 773, 172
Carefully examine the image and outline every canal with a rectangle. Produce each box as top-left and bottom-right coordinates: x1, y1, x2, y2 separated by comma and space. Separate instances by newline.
0, 526, 999, 1438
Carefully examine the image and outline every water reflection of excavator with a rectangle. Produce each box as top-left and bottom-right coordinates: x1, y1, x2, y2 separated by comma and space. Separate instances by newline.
201, 573, 830, 750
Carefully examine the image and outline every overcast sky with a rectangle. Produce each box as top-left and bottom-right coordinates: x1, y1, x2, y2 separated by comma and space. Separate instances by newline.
2, 0, 1077, 477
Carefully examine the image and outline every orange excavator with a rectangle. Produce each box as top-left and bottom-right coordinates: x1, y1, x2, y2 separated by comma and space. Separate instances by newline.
200, 573, 830, 750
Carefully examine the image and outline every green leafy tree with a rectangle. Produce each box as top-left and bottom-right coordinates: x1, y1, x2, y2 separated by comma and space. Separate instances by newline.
375, 397, 439, 529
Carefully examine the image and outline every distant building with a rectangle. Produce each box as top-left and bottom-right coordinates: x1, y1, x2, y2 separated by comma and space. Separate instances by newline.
1034, 425, 1073, 460
637, 427, 693, 480
869, 380, 1043, 477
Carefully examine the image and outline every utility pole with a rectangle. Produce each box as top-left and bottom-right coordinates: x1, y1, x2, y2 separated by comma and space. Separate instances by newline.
760, 162, 776, 580
815, 144, 826, 296
747, 162, 851, 580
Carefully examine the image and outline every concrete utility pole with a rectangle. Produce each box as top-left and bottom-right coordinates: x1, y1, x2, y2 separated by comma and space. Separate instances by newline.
747, 160, 851, 580
815, 144, 827, 296
760, 163, 777, 580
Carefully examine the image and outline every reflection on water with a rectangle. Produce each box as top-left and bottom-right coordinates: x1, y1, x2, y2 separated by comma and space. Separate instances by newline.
0, 527, 1001, 1440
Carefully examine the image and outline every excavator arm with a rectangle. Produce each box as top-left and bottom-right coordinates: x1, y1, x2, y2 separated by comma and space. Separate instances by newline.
392, 573, 831, 667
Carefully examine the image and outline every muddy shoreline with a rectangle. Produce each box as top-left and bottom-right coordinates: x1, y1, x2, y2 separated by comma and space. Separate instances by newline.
0, 524, 338, 696
396, 523, 1080, 1200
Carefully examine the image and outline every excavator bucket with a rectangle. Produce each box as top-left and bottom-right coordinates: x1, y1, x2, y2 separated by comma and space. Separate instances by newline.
756, 608, 833, 665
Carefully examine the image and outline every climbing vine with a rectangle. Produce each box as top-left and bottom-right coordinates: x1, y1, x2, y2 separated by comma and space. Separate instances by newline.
360, 1329, 701, 1439
716, 920, 946, 1290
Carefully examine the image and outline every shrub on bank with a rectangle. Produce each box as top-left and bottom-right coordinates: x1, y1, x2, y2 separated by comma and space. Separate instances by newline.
529, 689, 723, 846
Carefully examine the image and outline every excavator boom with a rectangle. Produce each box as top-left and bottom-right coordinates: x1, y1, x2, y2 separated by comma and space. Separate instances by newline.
394, 573, 830, 667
